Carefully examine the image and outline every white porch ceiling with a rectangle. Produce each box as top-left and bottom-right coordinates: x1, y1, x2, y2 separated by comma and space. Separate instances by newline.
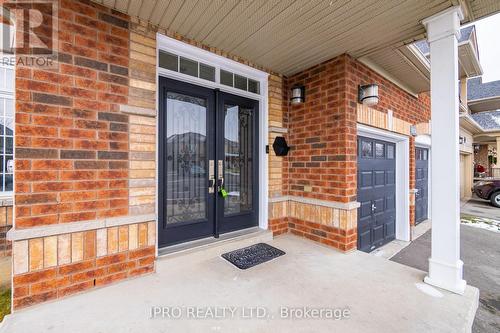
93, 0, 500, 87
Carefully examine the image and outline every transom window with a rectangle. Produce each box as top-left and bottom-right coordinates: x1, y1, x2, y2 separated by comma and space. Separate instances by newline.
158, 50, 261, 95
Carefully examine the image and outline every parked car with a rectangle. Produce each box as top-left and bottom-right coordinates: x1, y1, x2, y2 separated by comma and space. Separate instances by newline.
473, 180, 500, 208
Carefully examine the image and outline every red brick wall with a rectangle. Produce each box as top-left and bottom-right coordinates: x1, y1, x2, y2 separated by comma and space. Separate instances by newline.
284, 53, 431, 245
286, 55, 357, 204
15, 0, 130, 228
10, 0, 159, 311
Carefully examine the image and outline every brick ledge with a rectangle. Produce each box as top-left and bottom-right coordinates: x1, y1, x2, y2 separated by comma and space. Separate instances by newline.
269, 195, 360, 210
7, 214, 156, 241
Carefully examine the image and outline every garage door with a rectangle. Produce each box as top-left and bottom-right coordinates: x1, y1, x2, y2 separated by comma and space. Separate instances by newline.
415, 147, 429, 224
357, 136, 396, 252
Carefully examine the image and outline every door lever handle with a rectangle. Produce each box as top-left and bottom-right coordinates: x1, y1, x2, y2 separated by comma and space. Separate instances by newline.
371, 203, 377, 212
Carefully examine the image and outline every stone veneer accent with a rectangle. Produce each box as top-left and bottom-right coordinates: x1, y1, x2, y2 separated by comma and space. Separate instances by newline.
12, 221, 155, 309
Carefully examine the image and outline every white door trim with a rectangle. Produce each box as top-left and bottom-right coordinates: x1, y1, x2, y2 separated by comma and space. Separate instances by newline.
357, 124, 410, 242
155, 34, 269, 252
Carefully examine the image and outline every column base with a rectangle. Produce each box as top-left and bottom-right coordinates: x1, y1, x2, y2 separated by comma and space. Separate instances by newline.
424, 257, 466, 294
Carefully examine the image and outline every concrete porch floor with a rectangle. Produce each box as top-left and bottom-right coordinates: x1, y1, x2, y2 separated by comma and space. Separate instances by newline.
0, 234, 478, 333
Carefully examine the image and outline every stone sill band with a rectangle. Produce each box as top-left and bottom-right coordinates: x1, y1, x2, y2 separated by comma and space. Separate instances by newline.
7, 214, 156, 241
119, 104, 156, 118
269, 195, 361, 210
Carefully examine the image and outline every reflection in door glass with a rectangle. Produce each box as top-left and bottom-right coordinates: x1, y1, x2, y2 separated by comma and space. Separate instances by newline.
165, 92, 207, 224
224, 104, 253, 215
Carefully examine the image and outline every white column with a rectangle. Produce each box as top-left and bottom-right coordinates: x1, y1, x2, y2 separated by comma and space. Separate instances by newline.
422, 6, 466, 294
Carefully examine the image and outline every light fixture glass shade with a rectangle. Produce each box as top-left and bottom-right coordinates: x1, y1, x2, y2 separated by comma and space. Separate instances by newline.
290, 86, 305, 104
358, 84, 379, 106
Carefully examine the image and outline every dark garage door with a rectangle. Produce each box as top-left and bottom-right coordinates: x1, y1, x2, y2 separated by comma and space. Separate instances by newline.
357, 136, 396, 252
415, 147, 429, 224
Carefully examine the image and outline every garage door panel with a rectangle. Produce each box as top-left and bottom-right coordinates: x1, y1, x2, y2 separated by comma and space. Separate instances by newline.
359, 171, 373, 189
385, 220, 395, 238
415, 147, 429, 224
372, 224, 384, 244
386, 194, 395, 210
359, 201, 372, 219
386, 170, 395, 185
357, 136, 396, 252
374, 171, 385, 186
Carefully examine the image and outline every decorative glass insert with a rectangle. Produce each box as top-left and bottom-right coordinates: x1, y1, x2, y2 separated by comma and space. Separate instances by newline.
375, 142, 385, 158
0, 97, 13, 192
224, 104, 253, 215
234, 74, 247, 91
179, 57, 198, 77
423, 149, 428, 160
361, 140, 373, 158
199, 63, 215, 82
165, 91, 208, 224
220, 69, 233, 87
387, 145, 395, 159
159, 51, 178, 72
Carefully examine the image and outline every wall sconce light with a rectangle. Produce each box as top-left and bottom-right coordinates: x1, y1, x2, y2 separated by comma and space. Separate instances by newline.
290, 86, 305, 105
410, 125, 417, 137
358, 84, 379, 106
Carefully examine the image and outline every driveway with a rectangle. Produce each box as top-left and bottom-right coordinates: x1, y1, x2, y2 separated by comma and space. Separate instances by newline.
461, 197, 500, 220
391, 225, 500, 333
1, 234, 478, 333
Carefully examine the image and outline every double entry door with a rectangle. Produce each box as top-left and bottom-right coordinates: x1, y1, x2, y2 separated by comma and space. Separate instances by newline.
158, 77, 259, 247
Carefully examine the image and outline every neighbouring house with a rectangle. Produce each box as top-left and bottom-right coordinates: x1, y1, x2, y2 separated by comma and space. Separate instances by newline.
466, 77, 500, 179
1, 0, 499, 312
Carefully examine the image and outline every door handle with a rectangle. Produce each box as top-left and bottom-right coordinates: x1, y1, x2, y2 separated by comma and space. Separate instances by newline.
217, 160, 224, 192
371, 203, 377, 212
208, 160, 215, 193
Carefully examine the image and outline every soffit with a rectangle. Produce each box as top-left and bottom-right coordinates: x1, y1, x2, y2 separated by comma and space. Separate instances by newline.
92, 0, 459, 76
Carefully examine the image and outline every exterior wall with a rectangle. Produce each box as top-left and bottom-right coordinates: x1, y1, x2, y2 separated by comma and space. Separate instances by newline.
11, 0, 155, 310
10, 0, 287, 310
275, 54, 431, 251
475, 144, 490, 170
345, 56, 431, 228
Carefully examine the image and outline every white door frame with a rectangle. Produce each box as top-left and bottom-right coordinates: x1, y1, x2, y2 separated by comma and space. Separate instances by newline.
357, 124, 410, 242
415, 135, 432, 222
155, 34, 270, 251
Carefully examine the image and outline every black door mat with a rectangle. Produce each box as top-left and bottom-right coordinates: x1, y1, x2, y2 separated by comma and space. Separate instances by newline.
221, 243, 285, 270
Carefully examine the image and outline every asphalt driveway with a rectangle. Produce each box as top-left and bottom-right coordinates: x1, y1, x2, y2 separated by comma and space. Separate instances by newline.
391, 225, 500, 333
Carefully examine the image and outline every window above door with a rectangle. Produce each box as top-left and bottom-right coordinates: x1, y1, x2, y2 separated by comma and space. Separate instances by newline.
157, 34, 268, 99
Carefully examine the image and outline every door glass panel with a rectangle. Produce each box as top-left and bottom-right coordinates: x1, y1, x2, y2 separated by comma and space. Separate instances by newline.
165, 92, 207, 224
224, 104, 253, 215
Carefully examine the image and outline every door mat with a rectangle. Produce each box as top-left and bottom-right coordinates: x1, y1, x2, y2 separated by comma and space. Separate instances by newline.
221, 243, 285, 270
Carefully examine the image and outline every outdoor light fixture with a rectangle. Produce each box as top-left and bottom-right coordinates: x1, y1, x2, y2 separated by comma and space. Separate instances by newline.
358, 84, 379, 106
410, 125, 417, 137
290, 86, 305, 105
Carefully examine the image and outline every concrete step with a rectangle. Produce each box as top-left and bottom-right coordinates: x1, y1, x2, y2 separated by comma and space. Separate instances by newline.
157, 227, 273, 260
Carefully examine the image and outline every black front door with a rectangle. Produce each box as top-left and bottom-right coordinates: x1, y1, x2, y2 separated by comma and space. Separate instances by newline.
158, 78, 259, 247
357, 136, 396, 252
415, 147, 429, 224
